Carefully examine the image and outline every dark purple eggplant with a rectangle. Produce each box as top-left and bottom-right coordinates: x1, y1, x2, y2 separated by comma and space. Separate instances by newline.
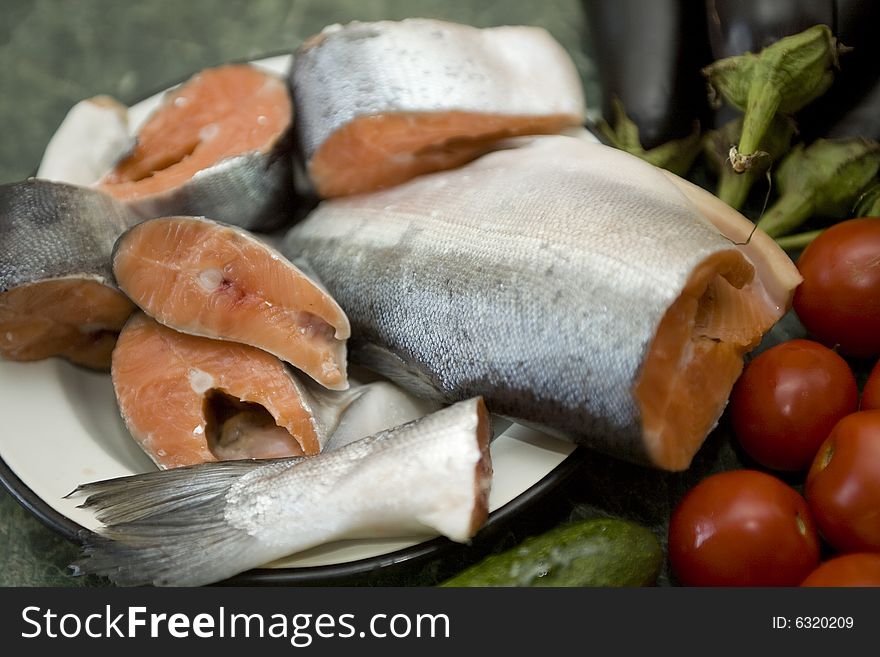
583, 0, 713, 149
807, 0, 880, 139
705, 0, 834, 58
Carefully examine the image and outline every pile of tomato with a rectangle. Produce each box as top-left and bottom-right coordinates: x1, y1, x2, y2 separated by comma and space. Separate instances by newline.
668, 218, 880, 587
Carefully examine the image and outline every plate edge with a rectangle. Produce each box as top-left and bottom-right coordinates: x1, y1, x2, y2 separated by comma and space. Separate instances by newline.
0, 448, 587, 585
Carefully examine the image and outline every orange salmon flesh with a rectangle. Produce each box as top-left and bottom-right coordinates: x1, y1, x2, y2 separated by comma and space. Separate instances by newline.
309, 111, 580, 197
112, 313, 317, 469
635, 251, 780, 470
112, 216, 350, 390
99, 65, 291, 201
0, 279, 135, 370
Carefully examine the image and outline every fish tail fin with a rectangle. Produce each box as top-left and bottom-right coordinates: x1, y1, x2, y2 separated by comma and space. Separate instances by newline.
69, 460, 269, 586
297, 377, 366, 448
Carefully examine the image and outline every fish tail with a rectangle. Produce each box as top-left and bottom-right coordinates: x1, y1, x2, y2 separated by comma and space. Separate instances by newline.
304, 377, 365, 438
69, 460, 274, 586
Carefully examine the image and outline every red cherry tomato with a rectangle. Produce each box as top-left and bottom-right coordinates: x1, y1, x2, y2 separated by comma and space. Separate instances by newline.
801, 553, 880, 587
669, 470, 820, 586
806, 410, 880, 553
729, 339, 858, 471
862, 360, 880, 411
793, 217, 880, 358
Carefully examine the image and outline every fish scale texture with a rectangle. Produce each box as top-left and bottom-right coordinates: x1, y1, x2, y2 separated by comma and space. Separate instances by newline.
123, 149, 296, 232
225, 400, 483, 542
292, 19, 586, 159
285, 136, 742, 464
0, 179, 136, 291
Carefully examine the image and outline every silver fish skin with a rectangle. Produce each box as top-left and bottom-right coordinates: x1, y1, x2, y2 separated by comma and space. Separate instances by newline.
0, 179, 136, 292
119, 148, 297, 232
0, 180, 138, 368
283, 135, 795, 471
72, 397, 492, 587
292, 18, 586, 162
291, 18, 585, 160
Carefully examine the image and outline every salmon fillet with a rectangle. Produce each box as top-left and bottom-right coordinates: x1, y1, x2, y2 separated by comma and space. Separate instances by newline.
0, 180, 138, 370
293, 19, 586, 197
112, 313, 344, 469
112, 216, 350, 390
99, 64, 296, 230
0, 279, 134, 370
284, 135, 801, 471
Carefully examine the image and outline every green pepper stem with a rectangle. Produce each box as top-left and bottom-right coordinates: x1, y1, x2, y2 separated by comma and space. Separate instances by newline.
739, 79, 782, 160
775, 229, 823, 250
717, 170, 756, 210
756, 193, 814, 238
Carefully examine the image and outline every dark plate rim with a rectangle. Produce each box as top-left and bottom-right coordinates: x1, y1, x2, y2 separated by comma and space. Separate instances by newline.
0, 445, 586, 585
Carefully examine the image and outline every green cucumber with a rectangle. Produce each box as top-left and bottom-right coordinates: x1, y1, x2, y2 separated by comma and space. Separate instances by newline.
440, 518, 662, 587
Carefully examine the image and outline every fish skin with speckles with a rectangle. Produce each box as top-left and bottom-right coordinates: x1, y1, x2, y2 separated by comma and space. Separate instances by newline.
283, 135, 792, 470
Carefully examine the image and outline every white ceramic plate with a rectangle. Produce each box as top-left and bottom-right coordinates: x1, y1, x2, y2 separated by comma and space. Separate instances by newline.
0, 358, 576, 574
0, 55, 582, 583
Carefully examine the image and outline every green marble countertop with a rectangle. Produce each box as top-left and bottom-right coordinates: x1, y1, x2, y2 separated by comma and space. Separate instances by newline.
1, 0, 603, 587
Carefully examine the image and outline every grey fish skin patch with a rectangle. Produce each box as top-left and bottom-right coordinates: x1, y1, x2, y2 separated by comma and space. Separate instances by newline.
284, 136, 748, 467
292, 19, 586, 161
0, 179, 137, 293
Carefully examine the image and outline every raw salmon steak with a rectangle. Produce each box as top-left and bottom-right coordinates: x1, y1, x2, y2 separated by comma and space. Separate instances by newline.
0, 180, 137, 370
284, 135, 802, 471
292, 19, 586, 197
112, 216, 350, 390
99, 64, 296, 231
111, 313, 353, 469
